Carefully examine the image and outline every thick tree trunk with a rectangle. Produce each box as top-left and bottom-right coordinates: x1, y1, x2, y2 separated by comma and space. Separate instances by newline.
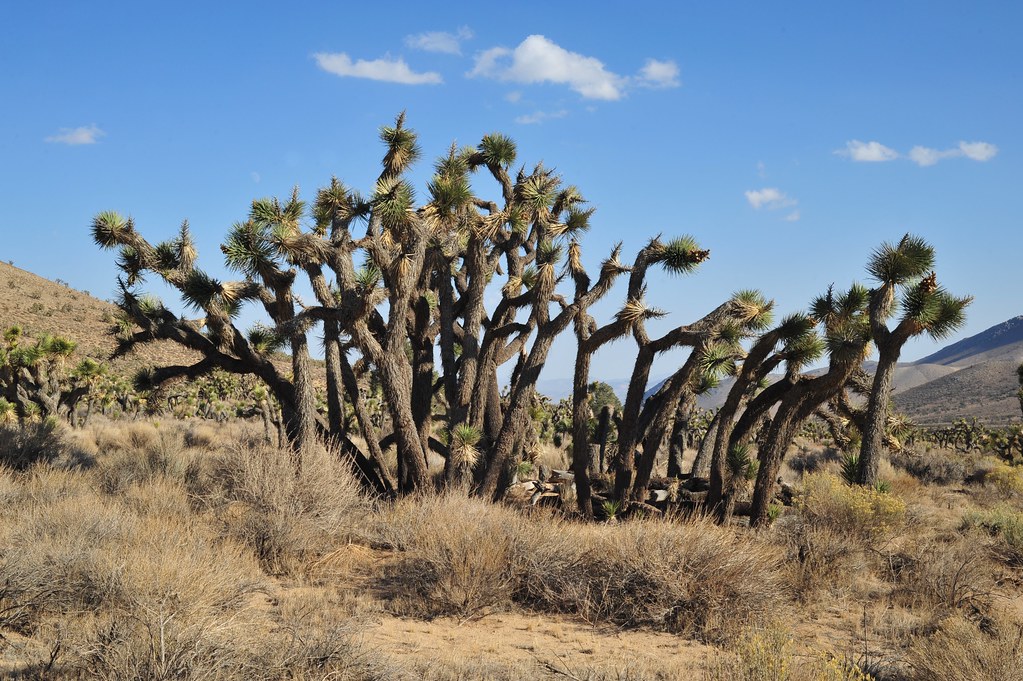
571, 346, 595, 517
857, 345, 900, 486
614, 345, 655, 503
288, 335, 320, 467
378, 356, 429, 493
322, 321, 345, 436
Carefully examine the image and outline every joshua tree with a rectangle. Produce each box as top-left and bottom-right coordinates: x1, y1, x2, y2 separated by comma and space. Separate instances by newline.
856, 235, 971, 486
0, 326, 96, 425
744, 283, 872, 526
705, 312, 818, 511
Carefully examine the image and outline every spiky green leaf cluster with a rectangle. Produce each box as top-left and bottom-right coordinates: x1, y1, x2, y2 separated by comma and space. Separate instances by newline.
91, 211, 130, 249
868, 234, 935, 284
223, 221, 275, 277
477, 133, 517, 168
247, 323, 285, 355
380, 112, 421, 176
180, 269, 223, 312
655, 235, 709, 276
727, 443, 758, 482
900, 285, 972, 340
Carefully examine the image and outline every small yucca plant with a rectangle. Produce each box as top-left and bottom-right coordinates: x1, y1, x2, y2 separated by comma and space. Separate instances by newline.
450, 424, 482, 469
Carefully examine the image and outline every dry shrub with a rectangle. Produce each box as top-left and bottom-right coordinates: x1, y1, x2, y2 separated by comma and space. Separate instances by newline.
120, 476, 194, 518
888, 534, 1000, 614
0, 421, 94, 471
379, 493, 524, 619
777, 520, 867, 602
522, 517, 785, 642
380, 495, 783, 641
890, 447, 981, 486
977, 459, 1023, 498
195, 443, 370, 576
907, 612, 1023, 681
962, 504, 1023, 565
94, 426, 195, 495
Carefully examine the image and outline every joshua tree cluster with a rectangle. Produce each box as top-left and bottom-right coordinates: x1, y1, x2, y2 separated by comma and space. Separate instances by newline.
0, 326, 106, 427
89, 115, 971, 522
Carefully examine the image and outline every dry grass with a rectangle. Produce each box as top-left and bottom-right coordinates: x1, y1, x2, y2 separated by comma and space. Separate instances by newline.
907, 611, 1023, 681
3, 419, 1023, 679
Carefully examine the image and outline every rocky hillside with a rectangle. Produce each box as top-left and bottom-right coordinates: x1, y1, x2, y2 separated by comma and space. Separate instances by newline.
0, 260, 200, 378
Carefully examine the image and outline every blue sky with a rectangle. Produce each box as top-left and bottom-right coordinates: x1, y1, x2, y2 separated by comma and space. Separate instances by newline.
1, 2, 1019, 386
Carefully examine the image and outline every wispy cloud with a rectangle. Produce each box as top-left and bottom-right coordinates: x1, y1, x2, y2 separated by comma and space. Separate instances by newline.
784, 210, 801, 222
837, 140, 899, 162
45, 124, 105, 145
636, 59, 680, 88
910, 140, 999, 166
515, 109, 569, 125
745, 187, 796, 210
838, 139, 998, 166
314, 52, 441, 85
405, 26, 473, 55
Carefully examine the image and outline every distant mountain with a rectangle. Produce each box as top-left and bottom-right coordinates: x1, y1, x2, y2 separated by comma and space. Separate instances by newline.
913, 316, 1023, 367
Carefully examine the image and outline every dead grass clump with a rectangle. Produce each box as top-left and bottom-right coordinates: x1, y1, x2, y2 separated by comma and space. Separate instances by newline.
0, 421, 95, 471
887, 534, 1000, 615
183, 422, 221, 450
907, 612, 1023, 681
520, 517, 785, 643
196, 444, 370, 576
379, 493, 525, 619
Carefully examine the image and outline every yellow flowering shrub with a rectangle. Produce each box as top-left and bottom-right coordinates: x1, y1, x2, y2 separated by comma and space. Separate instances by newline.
709, 624, 874, 680
798, 473, 906, 539
982, 459, 1023, 497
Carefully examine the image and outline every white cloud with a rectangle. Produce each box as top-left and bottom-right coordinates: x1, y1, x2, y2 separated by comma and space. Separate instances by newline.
784, 210, 801, 222
908, 146, 952, 167
405, 26, 473, 55
745, 187, 796, 210
504, 90, 522, 103
838, 140, 899, 162
469, 35, 626, 100
515, 109, 569, 125
45, 124, 105, 145
958, 140, 998, 162
637, 59, 680, 88
756, 161, 766, 178
314, 52, 442, 85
